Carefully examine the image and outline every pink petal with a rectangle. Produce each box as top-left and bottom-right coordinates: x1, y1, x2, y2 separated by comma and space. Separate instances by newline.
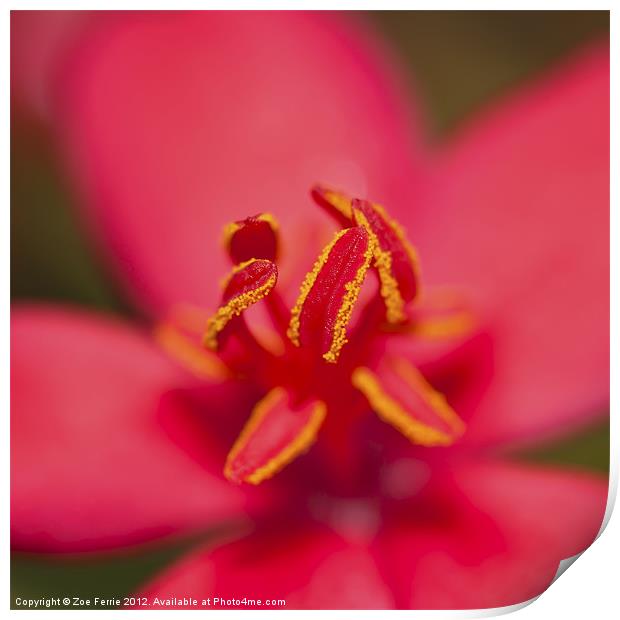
11, 306, 257, 552
410, 45, 610, 445
53, 11, 425, 316
139, 523, 394, 609
10, 10, 94, 117
374, 460, 608, 609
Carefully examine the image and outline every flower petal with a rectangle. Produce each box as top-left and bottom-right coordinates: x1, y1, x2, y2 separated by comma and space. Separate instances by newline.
288, 226, 373, 363
373, 461, 608, 609
11, 306, 254, 552
139, 523, 394, 609
54, 11, 424, 315
410, 45, 610, 445
10, 10, 94, 117
225, 388, 326, 485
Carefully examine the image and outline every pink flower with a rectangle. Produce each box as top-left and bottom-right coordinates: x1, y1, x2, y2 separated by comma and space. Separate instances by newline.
11, 11, 609, 609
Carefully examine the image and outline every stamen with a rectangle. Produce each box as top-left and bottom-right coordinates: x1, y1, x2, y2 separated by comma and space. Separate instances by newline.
311, 185, 353, 226
204, 258, 278, 350
287, 226, 374, 363
389, 289, 477, 340
391, 358, 466, 435
222, 213, 279, 264
352, 199, 421, 322
225, 387, 327, 484
352, 357, 465, 446
354, 210, 406, 324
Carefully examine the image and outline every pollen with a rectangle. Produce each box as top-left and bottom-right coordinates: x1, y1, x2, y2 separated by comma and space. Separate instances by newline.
287, 228, 351, 347
288, 226, 374, 363
352, 366, 455, 446
224, 387, 327, 484
310, 185, 354, 224
323, 234, 374, 363
204, 259, 278, 350
353, 209, 406, 324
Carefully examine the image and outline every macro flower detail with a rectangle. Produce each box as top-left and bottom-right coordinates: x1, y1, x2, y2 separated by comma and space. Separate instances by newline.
200, 189, 466, 484
11, 11, 609, 611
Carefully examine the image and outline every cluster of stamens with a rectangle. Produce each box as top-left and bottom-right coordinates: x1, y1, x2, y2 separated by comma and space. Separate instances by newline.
158, 186, 469, 485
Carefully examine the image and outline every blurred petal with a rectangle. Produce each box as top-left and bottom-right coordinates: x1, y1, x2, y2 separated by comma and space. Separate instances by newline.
411, 45, 610, 445
10, 10, 94, 116
140, 523, 394, 609
11, 306, 255, 552
54, 11, 425, 315
374, 461, 608, 609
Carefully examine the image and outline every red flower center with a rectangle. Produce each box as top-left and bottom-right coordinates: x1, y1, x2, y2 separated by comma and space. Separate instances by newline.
158, 186, 472, 486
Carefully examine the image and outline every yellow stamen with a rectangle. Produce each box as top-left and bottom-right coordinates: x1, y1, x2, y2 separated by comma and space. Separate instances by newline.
354, 210, 406, 324
323, 189, 353, 220
372, 201, 422, 291
205, 259, 277, 350
323, 234, 374, 363
219, 257, 265, 291
287, 228, 351, 347
391, 358, 466, 435
224, 388, 327, 484
351, 367, 455, 446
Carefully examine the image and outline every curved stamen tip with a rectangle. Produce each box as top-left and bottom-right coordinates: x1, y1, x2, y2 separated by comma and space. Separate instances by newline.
352, 198, 421, 323
287, 226, 374, 363
222, 213, 280, 264
311, 185, 354, 226
204, 258, 278, 350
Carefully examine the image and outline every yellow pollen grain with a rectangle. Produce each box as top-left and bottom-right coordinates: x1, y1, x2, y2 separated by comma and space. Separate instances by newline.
372, 202, 422, 297
351, 366, 454, 447
204, 271, 277, 350
224, 388, 327, 485
391, 358, 466, 436
353, 210, 406, 324
323, 234, 374, 363
324, 190, 353, 220
224, 387, 285, 481
219, 258, 263, 291
287, 228, 351, 347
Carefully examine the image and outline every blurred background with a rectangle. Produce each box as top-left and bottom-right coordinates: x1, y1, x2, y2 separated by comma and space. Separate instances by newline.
11, 10, 609, 606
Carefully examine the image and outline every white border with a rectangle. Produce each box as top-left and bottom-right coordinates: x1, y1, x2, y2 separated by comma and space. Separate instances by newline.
4, 2, 617, 618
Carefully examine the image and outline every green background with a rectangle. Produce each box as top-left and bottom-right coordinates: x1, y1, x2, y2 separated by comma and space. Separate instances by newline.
11, 10, 610, 608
